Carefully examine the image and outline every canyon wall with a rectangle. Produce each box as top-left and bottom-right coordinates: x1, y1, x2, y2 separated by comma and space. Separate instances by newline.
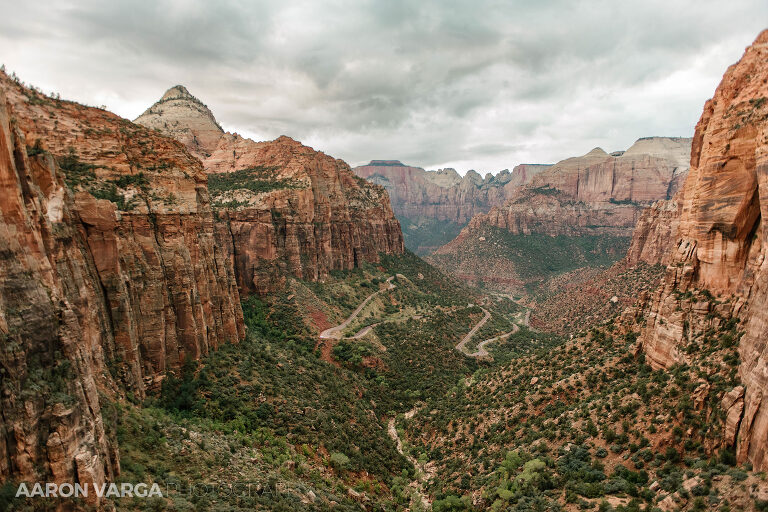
353, 160, 547, 254
625, 198, 682, 266
353, 160, 548, 225
459, 137, 691, 239
428, 137, 691, 292
0, 74, 244, 490
137, 90, 405, 294
638, 30, 768, 470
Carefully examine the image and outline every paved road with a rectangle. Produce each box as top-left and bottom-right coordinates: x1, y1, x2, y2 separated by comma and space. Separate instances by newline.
455, 306, 490, 355
319, 277, 395, 340
455, 305, 521, 358
466, 324, 520, 357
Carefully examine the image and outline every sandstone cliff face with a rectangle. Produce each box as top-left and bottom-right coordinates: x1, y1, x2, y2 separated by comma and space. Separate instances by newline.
0, 74, 244, 488
137, 91, 404, 294
134, 85, 224, 160
205, 134, 404, 294
0, 87, 116, 497
354, 160, 548, 226
626, 198, 682, 266
458, 137, 691, 239
638, 30, 768, 470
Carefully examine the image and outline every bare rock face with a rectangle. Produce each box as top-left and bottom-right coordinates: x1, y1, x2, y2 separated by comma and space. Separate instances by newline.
354, 160, 547, 225
135, 85, 224, 160
0, 73, 244, 487
204, 134, 405, 294
429, 138, 691, 290
354, 160, 546, 253
626, 198, 682, 266
638, 30, 768, 470
137, 87, 404, 294
460, 137, 691, 238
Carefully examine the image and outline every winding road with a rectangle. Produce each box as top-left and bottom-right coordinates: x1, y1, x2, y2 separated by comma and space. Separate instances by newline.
318, 276, 525, 358
317, 279, 529, 508
319, 276, 395, 340
454, 305, 520, 358
454, 306, 490, 354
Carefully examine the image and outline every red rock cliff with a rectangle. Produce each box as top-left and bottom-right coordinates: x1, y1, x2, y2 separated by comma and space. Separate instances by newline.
353, 161, 548, 225
459, 137, 691, 238
638, 30, 768, 470
0, 74, 244, 488
136, 91, 405, 295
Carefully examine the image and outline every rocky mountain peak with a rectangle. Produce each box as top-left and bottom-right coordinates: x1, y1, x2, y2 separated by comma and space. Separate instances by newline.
584, 147, 609, 158
161, 84, 195, 101
134, 85, 224, 160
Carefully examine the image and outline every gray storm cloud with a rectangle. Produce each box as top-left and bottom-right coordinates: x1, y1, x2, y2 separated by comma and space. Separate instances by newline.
1, 0, 766, 172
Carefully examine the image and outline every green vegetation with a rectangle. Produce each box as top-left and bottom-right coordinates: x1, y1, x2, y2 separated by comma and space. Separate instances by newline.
207, 165, 304, 199
398, 216, 466, 256
484, 230, 630, 282
57, 148, 99, 188
399, 288, 749, 510
429, 226, 631, 296
156, 295, 408, 482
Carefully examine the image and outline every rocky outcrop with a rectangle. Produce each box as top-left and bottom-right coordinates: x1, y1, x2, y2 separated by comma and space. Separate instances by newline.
139, 89, 404, 294
429, 138, 691, 290
0, 73, 244, 488
354, 160, 547, 225
134, 85, 224, 160
626, 198, 682, 266
459, 137, 691, 238
638, 30, 768, 470
205, 134, 404, 294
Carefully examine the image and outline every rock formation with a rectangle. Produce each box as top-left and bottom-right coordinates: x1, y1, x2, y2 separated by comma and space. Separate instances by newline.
428, 138, 691, 291
137, 91, 404, 294
134, 85, 224, 160
637, 30, 768, 470
353, 160, 546, 253
0, 73, 244, 490
625, 198, 682, 266
456, 137, 691, 239
354, 160, 547, 225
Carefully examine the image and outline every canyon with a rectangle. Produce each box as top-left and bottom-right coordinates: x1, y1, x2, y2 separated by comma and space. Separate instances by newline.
353, 160, 547, 254
137, 89, 404, 294
1, 21, 768, 512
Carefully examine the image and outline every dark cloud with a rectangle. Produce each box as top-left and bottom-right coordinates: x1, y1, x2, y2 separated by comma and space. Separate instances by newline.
1, 0, 765, 172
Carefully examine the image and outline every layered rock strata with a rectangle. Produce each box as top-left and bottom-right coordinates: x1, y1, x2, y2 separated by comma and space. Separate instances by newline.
459, 137, 691, 239
0, 73, 244, 488
137, 90, 405, 294
637, 30, 768, 470
353, 160, 548, 225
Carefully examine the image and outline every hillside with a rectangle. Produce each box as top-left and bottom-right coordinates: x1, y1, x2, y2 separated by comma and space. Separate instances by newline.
429, 137, 692, 294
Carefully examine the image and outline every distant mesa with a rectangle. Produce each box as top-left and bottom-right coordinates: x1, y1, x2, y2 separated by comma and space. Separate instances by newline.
367, 160, 405, 166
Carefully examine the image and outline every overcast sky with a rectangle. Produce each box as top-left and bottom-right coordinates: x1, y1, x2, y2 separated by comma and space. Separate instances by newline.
1, 1, 766, 173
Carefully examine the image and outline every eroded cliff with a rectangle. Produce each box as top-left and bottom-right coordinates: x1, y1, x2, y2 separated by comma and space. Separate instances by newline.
137, 90, 405, 293
462, 137, 691, 238
638, 30, 768, 470
0, 73, 244, 490
353, 160, 547, 254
